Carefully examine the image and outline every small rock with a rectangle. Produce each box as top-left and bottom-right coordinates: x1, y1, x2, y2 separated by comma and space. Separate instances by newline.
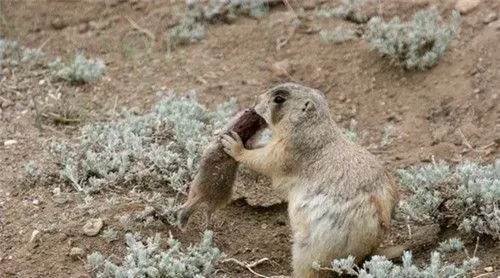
29, 230, 41, 243
484, 266, 493, 272
455, 0, 481, 14
261, 223, 268, 229
53, 187, 61, 196
89, 20, 111, 31
483, 12, 498, 24
1, 98, 13, 108
83, 218, 104, 236
4, 140, 18, 146
269, 59, 293, 80
32, 199, 40, 206
39, 79, 45, 85
185, 0, 199, 7
473, 88, 482, 94
70, 247, 85, 260
105, 0, 120, 7
76, 23, 89, 33
51, 17, 67, 30
128, 106, 141, 115
489, 20, 500, 30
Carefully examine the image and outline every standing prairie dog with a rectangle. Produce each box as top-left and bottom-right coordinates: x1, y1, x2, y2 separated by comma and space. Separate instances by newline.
221, 83, 399, 278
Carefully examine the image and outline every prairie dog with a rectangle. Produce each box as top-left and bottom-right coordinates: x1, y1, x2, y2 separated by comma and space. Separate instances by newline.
221, 83, 398, 278
176, 108, 266, 229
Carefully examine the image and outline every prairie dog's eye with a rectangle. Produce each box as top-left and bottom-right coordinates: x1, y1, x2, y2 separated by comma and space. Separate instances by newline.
273, 95, 286, 104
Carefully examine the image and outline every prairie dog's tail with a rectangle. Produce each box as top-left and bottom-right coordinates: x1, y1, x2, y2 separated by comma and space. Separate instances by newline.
373, 224, 440, 261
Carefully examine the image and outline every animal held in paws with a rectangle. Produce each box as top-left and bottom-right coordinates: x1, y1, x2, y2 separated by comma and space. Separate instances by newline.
176, 108, 266, 229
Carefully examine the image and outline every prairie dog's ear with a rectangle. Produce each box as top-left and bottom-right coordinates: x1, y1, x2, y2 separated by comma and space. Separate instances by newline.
302, 100, 316, 113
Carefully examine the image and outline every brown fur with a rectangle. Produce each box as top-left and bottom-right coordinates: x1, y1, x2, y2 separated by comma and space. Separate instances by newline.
221, 83, 399, 278
176, 108, 266, 229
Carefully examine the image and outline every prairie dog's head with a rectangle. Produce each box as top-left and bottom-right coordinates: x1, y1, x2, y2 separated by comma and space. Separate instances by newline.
254, 83, 329, 131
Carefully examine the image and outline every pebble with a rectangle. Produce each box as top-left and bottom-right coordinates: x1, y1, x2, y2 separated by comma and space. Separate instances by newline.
484, 266, 493, 272
53, 187, 61, 196
76, 23, 89, 33
1, 98, 13, 108
489, 20, 500, 30
70, 247, 85, 260
29, 230, 41, 243
4, 140, 18, 146
455, 0, 481, 14
83, 218, 104, 236
89, 20, 111, 31
32, 199, 40, 206
483, 12, 498, 24
51, 17, 67, 30
105, 0, 120, 7
270, 59, 293, 79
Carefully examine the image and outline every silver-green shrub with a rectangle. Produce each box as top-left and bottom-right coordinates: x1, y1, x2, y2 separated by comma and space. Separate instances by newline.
170, 0, 266, 47
49, 92, 236, 194
54, 53, 105, 85
344, 119, 359, 143
314, 251, 479, 277
316, 0, 375, 23
202, 0, 267, 21
88, 230, 224, 278
0, 39, 19, 59
21, 48, 46, 63
397, 160, 500, 239
364, 8, 460, 70
319, 27, 357, 44
170, 10, 205, 46
437, 238, 464, 253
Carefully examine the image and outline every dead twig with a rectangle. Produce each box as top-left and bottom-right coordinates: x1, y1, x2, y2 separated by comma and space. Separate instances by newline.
472, 273, 494, 278
41, 112, 81, 124
222, 257, 273, 278
37, 35, 55, 53
126, 16, 155, 42
458, 128, 474, 150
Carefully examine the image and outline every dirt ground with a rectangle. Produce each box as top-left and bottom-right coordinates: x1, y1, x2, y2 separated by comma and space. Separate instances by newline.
1, 0, 499, 277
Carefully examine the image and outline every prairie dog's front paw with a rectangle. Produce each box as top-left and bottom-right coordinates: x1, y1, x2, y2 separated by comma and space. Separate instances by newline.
221, 131, 244, 160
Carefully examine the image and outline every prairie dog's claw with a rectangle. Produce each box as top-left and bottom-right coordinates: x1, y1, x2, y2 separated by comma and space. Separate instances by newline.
221, 132, 243, 159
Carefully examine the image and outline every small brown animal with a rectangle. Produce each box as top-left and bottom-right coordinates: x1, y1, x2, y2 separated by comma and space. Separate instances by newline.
176, 108, 266, 229
221, 83, 399, 278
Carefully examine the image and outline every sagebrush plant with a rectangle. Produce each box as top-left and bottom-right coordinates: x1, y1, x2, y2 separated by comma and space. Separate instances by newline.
319, 26, 357, 44
397, 160, 500, 239
0, 38, 19, 59
364, 8, 460, 70
169, 10, 205, 47
101, 228, 118, 243
344, 119, 359, 142
169, 0, 267, 47
313, 251, 479, 277
201, 0, 267, 21
88, 230, 224, 278
316, 0, 375, 23
47, 92, 236, 194
54, 53, 106, 85
21, 48, 46, 63
381, 124, 394, 146
437, 238, 464, 253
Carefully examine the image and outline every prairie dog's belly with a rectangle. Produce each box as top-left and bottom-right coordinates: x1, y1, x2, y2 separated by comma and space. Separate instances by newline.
288, 186, 381, 262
